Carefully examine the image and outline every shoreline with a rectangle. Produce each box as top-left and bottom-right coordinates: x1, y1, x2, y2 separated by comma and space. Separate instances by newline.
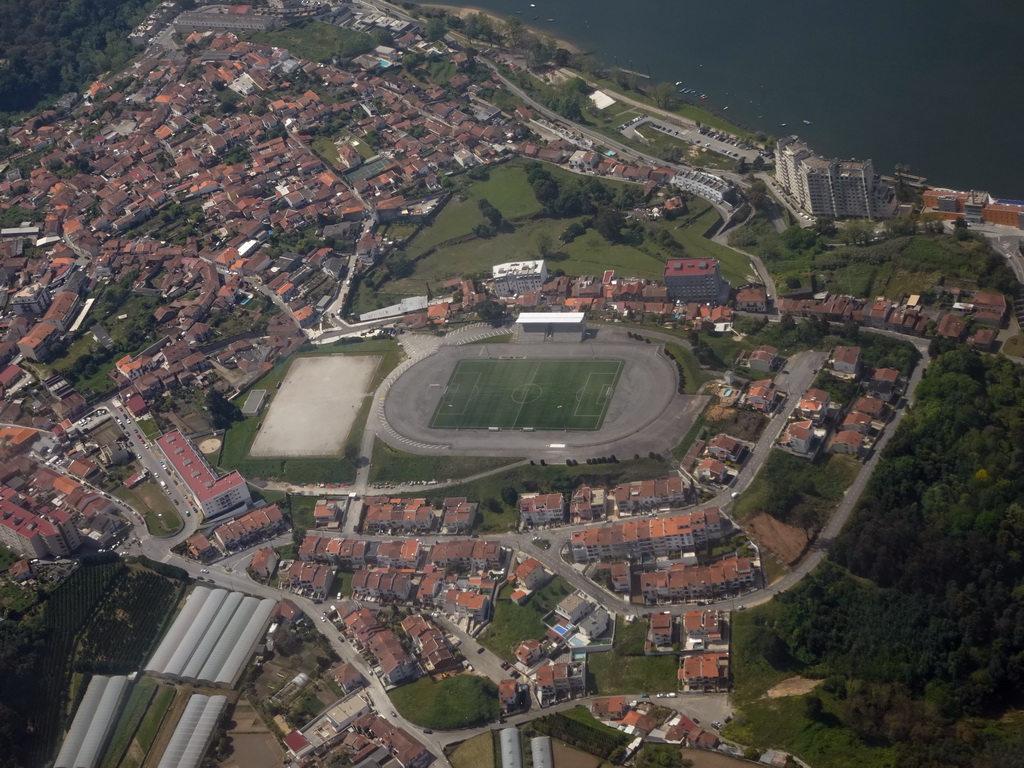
415, 2, 585, 54
413, 2, 752, 140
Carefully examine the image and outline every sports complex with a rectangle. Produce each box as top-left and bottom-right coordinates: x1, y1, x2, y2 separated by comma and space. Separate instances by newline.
428, 358, 623, 431
381, 319, 705, 459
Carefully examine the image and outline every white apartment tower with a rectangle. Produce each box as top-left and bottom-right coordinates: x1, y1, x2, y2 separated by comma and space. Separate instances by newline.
776, 136, 897, 220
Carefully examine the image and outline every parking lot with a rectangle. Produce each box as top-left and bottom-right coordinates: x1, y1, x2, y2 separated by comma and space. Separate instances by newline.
619, 116, 760, 163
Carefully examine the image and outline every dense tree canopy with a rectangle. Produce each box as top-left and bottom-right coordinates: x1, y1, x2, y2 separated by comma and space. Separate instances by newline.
753, 349, 1024, 765
0, 0, 154, 115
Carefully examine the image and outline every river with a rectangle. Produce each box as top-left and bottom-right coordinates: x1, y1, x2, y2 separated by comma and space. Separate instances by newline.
425, 0, 1024, 197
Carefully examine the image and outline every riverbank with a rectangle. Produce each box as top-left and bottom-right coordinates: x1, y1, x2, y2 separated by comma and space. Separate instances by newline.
417, 2, 583, 53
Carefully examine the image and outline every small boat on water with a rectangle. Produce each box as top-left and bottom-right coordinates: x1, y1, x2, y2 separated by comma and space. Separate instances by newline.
547, 18, 554, 21
675, 81, 683, 86
723, 106, 729, 110
779, 123, 787, 127
802, 119, 812, 125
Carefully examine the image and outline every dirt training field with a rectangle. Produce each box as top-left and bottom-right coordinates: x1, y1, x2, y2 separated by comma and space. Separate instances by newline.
250, 355, 379, 457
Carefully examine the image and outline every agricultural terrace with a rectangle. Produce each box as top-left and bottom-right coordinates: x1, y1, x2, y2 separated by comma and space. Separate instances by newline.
430, 359, 623, 430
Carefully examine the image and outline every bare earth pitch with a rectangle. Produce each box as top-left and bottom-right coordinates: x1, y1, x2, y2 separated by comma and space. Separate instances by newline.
249, 355, 379, 457
429, 359, 624, 430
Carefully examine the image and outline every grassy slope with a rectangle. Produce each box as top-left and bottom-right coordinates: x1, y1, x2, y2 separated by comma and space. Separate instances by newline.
369, 438, 520, 484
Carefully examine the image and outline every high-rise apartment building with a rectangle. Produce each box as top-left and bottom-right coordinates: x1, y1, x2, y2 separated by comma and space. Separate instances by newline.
776, 136, 897, 220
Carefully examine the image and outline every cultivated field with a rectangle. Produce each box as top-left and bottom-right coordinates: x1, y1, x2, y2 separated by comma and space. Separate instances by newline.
250, 355, 379, 457
429, 359, 623, 431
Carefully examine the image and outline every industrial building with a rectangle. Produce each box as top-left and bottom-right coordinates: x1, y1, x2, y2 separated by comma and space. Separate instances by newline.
54, 675, 130, 768
145, 587, 277, 688
155, 694, 228, 768
241, 389, 268, 418
515, 312, 586, 342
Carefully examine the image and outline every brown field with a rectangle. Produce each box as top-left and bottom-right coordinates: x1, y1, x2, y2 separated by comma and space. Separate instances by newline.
552, 740, 613, 768
746, 513, 809, 566
765, 676, 822, 699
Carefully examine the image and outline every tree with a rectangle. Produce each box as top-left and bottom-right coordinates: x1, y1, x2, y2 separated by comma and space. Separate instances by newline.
424, 16, 448, 41
593, 210, 625, 242
746, 180, 770, 211
206, 391, 241, 430
648, 82, 678, 110
535, 231, 553, 257
477, 300, 509, 327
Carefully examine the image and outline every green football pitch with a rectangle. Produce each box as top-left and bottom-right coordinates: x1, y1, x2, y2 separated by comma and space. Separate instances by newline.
429, 359, 624, 431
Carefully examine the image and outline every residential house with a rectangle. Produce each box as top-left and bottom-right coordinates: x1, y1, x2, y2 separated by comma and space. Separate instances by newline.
707, 433, 746, 463
648, 612, 674, 648
830, 430, 867, 457
867, 368, 902, 400
513, 557, 549, 591
570, 486, 608, 523
555, 593, 593, 624
212, 504, 286, 550
534, 662, 585, 701
744, 379, 778, 413
499, 679, 518, 711
440, 497, 477, 533
519, 493, 566, 528
250, 547, 279, 579
314, 498, 344, 529
796, 388, 830, 423
696, 458, 729, 484
746, 345, 780, 372
780, 419, 815, 454
577, 606, 609, 641
591, 696, 628, 720
516, 639, 543, 666
610, 475, 691, 516
734, 287, 768, 313
610, 563, 631, 593
443, 589, 490, 622
352, 569, 413, 602
678, 652, 729, 690
830, 345, 861, 377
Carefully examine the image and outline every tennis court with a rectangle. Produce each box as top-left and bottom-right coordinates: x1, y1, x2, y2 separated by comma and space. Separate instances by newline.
429, 358, 623, 431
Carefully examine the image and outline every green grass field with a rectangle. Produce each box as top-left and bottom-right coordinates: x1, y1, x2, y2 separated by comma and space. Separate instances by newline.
389, 675, 498, 729
430, 359, 623, 431
448, 732, 495, 768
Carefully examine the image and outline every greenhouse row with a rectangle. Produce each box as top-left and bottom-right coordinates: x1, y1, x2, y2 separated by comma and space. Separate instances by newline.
54, 675, 130, 768
144, 587, 277, 688
155, 694, 228, 768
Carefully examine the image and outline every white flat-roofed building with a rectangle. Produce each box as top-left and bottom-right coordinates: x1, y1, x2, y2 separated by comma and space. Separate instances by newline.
516, 312, 586, 342
493, 260, 547, 297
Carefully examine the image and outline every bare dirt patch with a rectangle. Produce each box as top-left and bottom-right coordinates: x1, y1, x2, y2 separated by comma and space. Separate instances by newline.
551, 740, 608, 768
220, 701, 282, 768
765, 676, 821, 699
199, 437, 222, 454
250, 355, 379, 457
705, 403, 769, 442
747, 513, 809, 566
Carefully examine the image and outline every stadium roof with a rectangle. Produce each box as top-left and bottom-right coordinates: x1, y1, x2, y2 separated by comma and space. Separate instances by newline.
517, 312, 586, 325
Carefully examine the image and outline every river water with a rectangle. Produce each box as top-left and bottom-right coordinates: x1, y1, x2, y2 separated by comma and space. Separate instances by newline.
429, 0, 1024, 197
